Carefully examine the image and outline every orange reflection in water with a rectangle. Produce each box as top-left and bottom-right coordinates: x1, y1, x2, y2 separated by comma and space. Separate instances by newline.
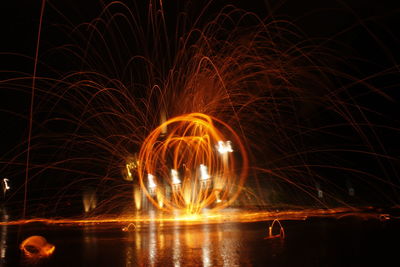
128, 221, 242, 266
2, 207, 386, 266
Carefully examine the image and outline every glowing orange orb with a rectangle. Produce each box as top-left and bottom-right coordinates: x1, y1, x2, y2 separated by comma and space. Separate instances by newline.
20, 235, 55, 260
137, 113, 248, 214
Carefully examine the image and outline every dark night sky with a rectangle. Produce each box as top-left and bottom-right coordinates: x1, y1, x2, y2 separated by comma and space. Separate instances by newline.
1, 0, 399, 142
0, 0, 399, 214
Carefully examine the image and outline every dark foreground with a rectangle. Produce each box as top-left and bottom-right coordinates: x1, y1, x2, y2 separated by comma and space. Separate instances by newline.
1, 215, 399, 266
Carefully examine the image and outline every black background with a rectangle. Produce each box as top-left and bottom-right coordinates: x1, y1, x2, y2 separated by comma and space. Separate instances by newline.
1, 0, 399, 147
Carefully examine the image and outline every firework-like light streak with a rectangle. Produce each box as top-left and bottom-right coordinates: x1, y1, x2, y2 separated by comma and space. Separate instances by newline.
137, 113, 248, 214
0, 1, 397, 219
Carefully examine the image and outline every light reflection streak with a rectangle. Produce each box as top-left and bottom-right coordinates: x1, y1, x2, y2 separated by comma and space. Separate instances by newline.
148, 210, 157, 267
202, 223, 211, 267
126, 220, 141, 266
219, 224, 239, 267
83, 224, 98, 266
172, 219, 181, 267
0, 206, 8, 267
125, 242, 133, 267
134, 222, 143, 265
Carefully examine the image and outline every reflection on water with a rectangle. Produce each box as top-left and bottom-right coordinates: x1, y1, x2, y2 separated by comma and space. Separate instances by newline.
0, 209, 283, 267
83, 224, 98, 266
121, 218, 246, 267
172, 221, 181, 267
218, 223, 239, 267
202, 224, 211, 267
0, 206, 8, 267
148, 210, 157, 267
2, 214, 399, 266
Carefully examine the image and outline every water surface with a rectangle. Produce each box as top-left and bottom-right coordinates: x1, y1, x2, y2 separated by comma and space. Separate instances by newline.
1, 215, 398, 266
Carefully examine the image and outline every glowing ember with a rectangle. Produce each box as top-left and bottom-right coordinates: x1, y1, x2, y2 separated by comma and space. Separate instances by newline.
20, 236, 55, 261
122, 223, 137, 232
265, 219, 285, 239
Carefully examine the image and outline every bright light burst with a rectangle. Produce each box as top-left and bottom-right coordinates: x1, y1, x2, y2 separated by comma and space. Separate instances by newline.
200, 164, 210, 181
137, 113, 248, 214
171, 169, 181, 185
217, 141, 233, 154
